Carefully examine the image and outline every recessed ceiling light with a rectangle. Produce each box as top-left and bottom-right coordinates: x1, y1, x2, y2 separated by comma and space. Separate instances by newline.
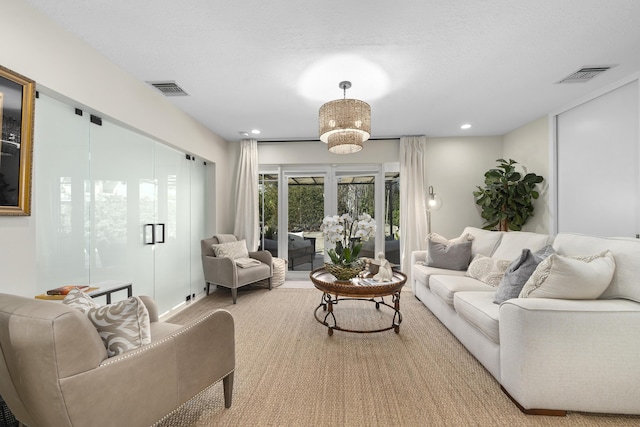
239, 131, 250, 136
461, 124, 472, 130
251, 129, 261, 135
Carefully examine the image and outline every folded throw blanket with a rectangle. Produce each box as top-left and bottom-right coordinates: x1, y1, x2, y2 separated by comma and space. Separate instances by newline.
235, 257, 262, 268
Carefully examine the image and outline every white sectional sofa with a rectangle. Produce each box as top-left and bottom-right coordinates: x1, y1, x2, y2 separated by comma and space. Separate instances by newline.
410, 226, 640, 416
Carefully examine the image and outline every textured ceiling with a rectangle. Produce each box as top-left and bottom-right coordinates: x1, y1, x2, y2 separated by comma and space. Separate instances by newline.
24, 0, 640, 142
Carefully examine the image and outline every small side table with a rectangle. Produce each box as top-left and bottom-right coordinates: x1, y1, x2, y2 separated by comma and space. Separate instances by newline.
35, 281, 133, 304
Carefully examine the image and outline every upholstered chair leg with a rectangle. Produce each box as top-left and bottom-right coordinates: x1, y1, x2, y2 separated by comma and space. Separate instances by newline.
206, 282, 211, 295
223, 371, 234, 408
268, 277, 272, 290
231, 288, 237, 304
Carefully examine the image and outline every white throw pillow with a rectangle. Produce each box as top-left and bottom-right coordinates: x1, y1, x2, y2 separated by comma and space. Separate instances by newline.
466, 254, 511, 287
519, 250, 615, 300
212, 239, 249, 260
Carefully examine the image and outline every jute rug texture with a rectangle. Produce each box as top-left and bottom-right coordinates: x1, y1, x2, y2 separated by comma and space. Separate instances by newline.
156, 286, 639, 426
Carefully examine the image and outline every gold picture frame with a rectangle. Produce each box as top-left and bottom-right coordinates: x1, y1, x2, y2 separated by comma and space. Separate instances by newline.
0, 65, 35, 215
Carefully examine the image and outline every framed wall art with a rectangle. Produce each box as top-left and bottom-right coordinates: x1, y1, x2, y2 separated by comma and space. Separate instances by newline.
0, 65, 35, 215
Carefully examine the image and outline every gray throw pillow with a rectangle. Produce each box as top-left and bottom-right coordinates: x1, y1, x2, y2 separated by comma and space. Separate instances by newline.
426, 239, 472, 271
493, 245, 555, 304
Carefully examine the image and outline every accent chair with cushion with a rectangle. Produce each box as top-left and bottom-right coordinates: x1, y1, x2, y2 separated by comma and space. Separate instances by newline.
201, 234, 273, 304
0, 293, 235, 427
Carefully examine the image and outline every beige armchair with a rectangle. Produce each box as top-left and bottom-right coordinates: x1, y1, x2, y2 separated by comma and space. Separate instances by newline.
0, 293, 235, 427
201, 235, 273, 304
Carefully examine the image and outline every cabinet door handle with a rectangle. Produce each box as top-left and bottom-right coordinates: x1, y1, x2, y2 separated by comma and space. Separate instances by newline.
144, 224, 155, 245
156, 223, 166, 243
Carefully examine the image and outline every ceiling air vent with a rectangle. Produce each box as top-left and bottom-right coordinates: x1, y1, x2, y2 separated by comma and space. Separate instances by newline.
557, 66, 615, 84
147, 81, 189, 96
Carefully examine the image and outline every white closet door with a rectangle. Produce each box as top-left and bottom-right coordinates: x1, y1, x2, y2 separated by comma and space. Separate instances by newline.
89, 120, 155, 298
153, 143, 191, 312
34, 94, 90, 290
557, 80, 639, 237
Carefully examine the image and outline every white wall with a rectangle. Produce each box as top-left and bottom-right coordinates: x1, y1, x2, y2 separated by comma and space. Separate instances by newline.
0, 0, 232, 296
257, 139, 400, 165
502, 116, 550, 234
425, 136, 504, 238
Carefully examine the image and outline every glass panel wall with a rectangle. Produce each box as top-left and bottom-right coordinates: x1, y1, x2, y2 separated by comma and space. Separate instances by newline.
34, 95, 90, 288
35, 93, 207, 314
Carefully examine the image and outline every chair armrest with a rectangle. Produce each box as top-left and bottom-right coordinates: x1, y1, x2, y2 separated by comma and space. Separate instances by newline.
59, 309, 235, 426
202, 255, 236, 285
249, 250, 273, 269
138, 295, 159, 322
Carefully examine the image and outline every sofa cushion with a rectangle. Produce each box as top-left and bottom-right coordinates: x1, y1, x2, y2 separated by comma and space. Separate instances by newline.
553, 233, 640, 303
430, 275, 495, 307
493, 245, 555, 304
412, 264, 467, 290
491, 231, 552, 261
520, 251, 615, 300
466, 254, 511, 287
426, 238, 472, 271
212, 239, 249, 260
454, 291, 500, 344
462, 227, 503, 258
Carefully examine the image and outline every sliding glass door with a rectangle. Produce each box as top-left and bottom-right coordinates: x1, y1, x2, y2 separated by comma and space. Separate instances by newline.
284, 172, 326, 274
258, 164, 400, 278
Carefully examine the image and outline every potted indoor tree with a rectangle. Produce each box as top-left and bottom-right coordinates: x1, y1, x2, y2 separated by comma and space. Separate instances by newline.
473, 159, 544, 231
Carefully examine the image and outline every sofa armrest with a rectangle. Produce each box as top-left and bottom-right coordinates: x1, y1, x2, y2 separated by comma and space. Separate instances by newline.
499, 298, 640, 414
60, 309, 235, 426
411, 250, 428, 264
409, 251, 428, 293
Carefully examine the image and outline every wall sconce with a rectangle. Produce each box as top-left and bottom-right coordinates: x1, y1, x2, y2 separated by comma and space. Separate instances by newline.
426, 186, 442, 234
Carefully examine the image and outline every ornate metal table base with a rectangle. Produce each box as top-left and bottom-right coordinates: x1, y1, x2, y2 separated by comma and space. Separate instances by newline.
314, 292, 402, 336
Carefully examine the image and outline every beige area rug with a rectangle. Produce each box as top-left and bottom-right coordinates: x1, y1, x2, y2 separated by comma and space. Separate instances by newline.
156, 287, 640, 427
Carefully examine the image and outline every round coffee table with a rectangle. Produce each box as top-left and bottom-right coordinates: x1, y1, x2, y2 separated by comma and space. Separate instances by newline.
310, 267, 407, 336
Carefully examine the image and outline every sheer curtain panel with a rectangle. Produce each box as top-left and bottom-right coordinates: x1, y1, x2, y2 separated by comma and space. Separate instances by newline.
234, 139, 260, 251
399, 136, 429, 275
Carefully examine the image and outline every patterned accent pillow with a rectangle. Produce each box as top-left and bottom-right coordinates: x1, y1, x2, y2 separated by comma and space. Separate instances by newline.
493, 245, 555, 304
519, 250, 615, 300
211, 239, 249, 260
63, 288, 100, 313
466, 254, 512, 287
64, 291, 151, 357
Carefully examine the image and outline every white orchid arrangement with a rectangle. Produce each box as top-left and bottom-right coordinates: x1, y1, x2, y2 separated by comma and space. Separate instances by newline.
321, 213, 376, 265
